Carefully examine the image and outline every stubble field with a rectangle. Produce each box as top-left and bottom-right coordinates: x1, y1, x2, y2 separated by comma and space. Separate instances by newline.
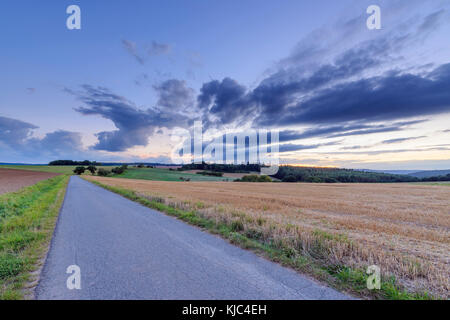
86, 176, 450, 299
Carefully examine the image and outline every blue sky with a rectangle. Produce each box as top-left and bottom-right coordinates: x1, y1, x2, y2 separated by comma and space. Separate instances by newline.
1, 0, 449, 169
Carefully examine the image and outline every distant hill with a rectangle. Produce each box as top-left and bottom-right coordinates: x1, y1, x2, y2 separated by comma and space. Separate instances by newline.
407, 170, 450, 178
359, 169, 418, 175
0, 163, 46, 166
358, 169, 450, 178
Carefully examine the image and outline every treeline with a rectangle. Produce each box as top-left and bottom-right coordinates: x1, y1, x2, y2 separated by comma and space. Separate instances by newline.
49, 160, 102, 166
49, 160, 173, 167
180, 162, 261, 173
421, 173, 450, 182
73, 164, 128, 176
196, 171, 224, 177
272, 166, 421, 183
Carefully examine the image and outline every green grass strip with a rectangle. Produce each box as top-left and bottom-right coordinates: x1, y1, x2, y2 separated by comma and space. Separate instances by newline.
0, 175, 69, 300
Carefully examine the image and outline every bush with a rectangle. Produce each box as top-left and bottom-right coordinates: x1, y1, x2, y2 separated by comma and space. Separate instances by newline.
97, 168, 110, 177
237, 175, 272, 182
73, 166, 86, 175
258, 175, 272, 182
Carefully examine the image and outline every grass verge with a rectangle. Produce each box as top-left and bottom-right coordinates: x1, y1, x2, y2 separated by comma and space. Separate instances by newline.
87, 178, 435, 300
0, 175, 69, 299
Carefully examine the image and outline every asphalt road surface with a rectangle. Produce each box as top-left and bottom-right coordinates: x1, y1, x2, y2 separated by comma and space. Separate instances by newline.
36, 176, 351, 300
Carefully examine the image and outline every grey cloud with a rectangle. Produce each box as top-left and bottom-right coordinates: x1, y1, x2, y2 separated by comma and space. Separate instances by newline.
154, 79, 195, 112
122, 39, 145, 65
35, 130, 84, 154
382, 136, 427, 144
0, 116, 84, 161
0, 116, 38, 145
326, 147, 450, 156
149, 41, 171, 56
122, 40, 172, 64
418, 9, 447, 34
72, 85, 190, 152
279, 141, 339, 153
278, 120, 426, 142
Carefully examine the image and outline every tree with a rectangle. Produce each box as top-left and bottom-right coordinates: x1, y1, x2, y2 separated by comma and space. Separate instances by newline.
111, 165, 127, 175
73, 166, 86, 175
87, 165, 97, 175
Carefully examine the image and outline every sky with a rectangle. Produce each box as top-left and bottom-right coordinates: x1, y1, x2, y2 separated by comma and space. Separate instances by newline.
0, 0, 449, 169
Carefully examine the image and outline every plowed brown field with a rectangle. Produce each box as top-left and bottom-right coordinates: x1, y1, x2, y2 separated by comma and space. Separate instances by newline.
0, 168, 59, 195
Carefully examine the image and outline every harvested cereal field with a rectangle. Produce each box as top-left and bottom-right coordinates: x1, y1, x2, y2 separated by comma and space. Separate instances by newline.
85, 176, 450, 299
0, 168, 60, 195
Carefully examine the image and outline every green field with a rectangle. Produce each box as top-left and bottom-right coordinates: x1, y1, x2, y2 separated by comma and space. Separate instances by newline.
412, 182, 450, 186
0, 175, 69, 299
0, 165, 109, 175
0, 165, 231, 181
116, 168, 231, 182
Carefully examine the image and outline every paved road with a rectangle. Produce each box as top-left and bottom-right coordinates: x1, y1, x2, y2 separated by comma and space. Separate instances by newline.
36, 176, 350, 300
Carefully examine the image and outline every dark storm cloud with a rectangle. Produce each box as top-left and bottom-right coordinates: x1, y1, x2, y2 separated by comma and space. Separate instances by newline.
197, 78, 256, 128
72, 85, 189, 152
256, 64, 450, 127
